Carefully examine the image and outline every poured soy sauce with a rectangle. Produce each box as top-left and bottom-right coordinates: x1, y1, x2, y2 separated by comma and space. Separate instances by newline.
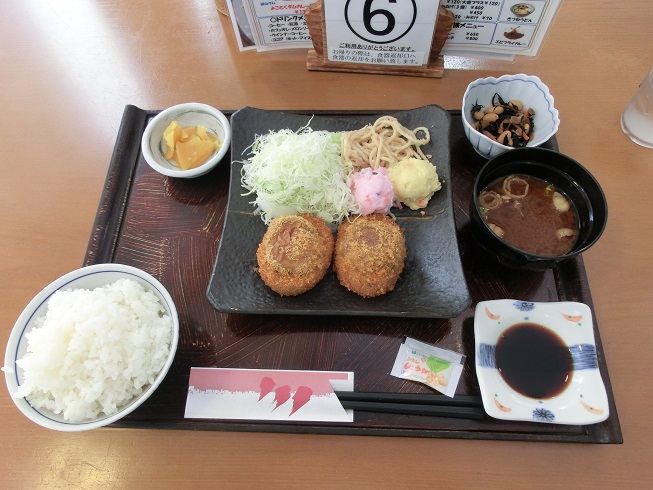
496, 322, 573, 399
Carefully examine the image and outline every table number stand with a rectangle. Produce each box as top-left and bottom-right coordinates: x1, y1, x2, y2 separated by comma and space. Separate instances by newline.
305, 1, 454, 78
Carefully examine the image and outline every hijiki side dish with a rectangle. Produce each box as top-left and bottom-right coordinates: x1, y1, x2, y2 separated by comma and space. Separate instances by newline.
239, 115, 441, 298
470, 94, 535, 148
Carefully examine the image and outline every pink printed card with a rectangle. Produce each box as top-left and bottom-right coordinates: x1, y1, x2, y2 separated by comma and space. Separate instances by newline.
184, 368, 354, 422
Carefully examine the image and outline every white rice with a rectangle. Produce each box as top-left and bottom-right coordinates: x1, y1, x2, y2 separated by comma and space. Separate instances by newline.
12, 278, 173, 423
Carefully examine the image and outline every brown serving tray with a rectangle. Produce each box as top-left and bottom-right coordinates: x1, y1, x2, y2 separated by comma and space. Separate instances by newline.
84, 106, 622, 443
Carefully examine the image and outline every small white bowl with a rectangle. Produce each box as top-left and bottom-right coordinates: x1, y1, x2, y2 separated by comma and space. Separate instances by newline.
141, 102, 231, 178
4, 264, 179, 431
462, 74, 560, 159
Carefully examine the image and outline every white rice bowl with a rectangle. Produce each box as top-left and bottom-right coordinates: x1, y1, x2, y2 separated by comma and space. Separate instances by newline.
3, 264, 179, 431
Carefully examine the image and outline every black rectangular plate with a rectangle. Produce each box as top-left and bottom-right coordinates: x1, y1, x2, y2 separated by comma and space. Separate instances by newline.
207, 106, 472, 318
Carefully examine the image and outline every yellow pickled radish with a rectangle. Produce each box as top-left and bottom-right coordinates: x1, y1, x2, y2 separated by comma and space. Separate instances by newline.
175, 136, 215, 170
162, 120, 222, 170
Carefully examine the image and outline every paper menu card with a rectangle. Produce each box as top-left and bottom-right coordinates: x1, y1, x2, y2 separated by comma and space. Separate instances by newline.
441, 0, 562, 59
323, 0, 439, 67
226, 0, 317, 51
185, 368, 354, 422
225, 1, 561, 61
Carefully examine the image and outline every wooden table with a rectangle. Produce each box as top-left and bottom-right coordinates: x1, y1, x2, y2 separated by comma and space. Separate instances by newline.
2, 1, 651, 487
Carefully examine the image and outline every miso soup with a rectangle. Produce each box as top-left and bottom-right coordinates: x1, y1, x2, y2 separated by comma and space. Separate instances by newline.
477, 175, 579, 256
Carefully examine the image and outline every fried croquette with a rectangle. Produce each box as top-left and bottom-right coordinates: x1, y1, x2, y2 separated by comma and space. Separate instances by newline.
334, 214, 406, 298
256, 213, 334, 296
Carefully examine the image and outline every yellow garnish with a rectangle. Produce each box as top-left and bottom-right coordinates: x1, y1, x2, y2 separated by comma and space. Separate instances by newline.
162, 120, 222, 170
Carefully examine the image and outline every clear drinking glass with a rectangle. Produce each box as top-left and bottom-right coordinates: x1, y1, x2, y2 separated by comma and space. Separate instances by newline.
621, 67, 653, 148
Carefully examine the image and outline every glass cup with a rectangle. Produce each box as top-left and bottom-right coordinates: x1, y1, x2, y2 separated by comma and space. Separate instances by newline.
621, 67, 653, 148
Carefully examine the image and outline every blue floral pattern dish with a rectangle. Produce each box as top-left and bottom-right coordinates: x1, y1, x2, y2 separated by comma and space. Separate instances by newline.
474, 299, 609, 425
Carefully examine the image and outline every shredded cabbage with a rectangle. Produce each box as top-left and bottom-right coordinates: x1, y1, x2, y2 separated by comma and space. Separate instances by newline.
240, 126, 357, 224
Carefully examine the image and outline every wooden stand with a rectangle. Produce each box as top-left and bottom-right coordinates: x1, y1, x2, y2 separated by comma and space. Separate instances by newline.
305, 1, 454, 78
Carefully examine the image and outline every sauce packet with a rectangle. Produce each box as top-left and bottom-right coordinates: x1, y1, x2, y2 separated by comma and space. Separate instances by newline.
390, 337, 466, 398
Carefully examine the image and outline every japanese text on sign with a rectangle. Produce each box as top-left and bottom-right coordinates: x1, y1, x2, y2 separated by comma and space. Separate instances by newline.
441, 0, 561, 57
324, 0, 438, 66
227, 0, 317, 51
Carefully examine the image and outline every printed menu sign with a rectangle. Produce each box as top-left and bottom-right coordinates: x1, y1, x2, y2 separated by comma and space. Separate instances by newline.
324, 0, 438, 66
441, 0, 562, 58
226, 0, 317, 51
226, 1, 561, 60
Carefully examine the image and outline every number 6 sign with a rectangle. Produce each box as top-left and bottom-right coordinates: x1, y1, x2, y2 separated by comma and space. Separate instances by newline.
305, 0, 454, 77
344, 0, 417, 44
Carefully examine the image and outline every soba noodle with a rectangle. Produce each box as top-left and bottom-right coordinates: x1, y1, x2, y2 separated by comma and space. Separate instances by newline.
341, 116, 430, 170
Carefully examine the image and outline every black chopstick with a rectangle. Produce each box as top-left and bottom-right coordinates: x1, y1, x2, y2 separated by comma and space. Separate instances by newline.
338, 400, 485, 419
334, 392, 485, 420
335, 391, 483, 407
